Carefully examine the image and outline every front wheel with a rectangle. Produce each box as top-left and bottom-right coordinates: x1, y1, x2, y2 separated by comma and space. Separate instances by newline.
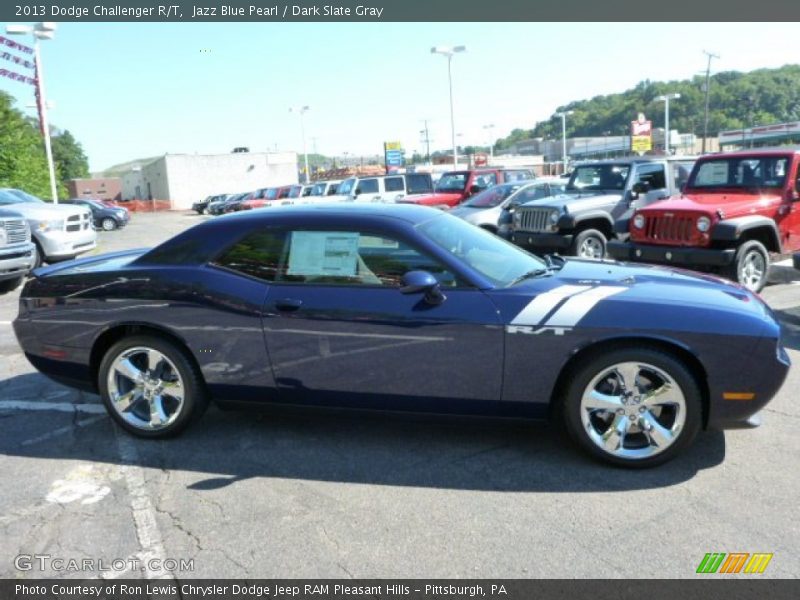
101, 217, 118, 231
571, 229, 607, 259
561, 347, 702, 468
98, 335, 208, 438
727, 240, 769, 293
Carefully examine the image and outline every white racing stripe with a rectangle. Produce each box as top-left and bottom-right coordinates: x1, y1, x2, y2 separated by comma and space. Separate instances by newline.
544, 286, 627, 327
509, 285, 591, 326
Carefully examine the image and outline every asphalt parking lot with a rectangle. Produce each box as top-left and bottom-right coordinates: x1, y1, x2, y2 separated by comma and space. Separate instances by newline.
1, 211, 799, 579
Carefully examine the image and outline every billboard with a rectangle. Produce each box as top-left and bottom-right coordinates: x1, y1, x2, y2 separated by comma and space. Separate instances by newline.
384, 141, 405, 172
631, 114, 652, 154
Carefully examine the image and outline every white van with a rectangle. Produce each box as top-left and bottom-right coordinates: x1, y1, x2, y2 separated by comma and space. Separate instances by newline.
327, 173, 434, 203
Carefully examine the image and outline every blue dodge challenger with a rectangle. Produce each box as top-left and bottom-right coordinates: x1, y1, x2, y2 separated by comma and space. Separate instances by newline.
13, 205, 790, 467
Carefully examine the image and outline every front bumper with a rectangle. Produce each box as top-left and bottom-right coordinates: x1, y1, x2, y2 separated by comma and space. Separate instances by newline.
510, 231, 573, 251
35, 229, 97, 261
607, 240, 736, 267
0, 242, 35, 280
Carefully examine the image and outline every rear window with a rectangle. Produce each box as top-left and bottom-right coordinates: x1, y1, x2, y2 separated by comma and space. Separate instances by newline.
405, 173, 433, 194
384, 177, 404, 192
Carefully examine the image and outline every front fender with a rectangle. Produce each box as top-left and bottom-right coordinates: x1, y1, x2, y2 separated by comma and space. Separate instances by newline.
710, 216, 781, 251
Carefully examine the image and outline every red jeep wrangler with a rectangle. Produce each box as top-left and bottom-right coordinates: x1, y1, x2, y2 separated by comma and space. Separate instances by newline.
608, 147, 800, 292
400, 168, 532, 209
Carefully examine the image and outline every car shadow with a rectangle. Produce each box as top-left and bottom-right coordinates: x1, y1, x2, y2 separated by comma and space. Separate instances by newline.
774, 306, 800, 352
0, 372, 726, 493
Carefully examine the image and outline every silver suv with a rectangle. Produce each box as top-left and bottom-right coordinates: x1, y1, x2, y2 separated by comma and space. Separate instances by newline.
0, 208, 36, 293
0, 189, 96, 267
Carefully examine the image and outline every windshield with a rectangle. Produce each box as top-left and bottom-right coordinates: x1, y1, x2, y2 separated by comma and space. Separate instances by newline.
567, 164, 630, 191
688, 156, 790, 190
463, 183, 520, 208
288, 186, 303, 198
310, 183, 327, 196
265, 188, 278, 200
435, 172, 468, 193
418, 213, 546, 287
337, 178, 357, 195
0, 189, 43, 204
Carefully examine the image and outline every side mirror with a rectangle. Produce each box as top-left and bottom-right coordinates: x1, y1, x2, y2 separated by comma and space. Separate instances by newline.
400, 270, 446, 305
631, 181, 649, 196
469, 184, 482, 195
354, 188, 362, 196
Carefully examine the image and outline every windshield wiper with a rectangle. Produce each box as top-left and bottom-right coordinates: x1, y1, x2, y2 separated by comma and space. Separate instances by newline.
509, 267, 555, 286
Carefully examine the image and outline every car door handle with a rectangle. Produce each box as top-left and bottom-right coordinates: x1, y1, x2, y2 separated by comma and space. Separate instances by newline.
275, 298, 303, 311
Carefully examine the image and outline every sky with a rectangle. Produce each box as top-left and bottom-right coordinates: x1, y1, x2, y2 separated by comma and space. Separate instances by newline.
1, 22, 798, 172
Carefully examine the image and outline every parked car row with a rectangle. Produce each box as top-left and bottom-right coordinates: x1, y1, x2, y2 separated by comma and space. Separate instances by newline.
483, 148, 800, 293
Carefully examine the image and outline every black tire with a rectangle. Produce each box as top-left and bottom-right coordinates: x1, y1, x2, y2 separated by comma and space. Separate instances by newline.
98, 334, 209, 438
571, 228, 607, 259
561, 347, 702, 468
0, 276, 23, 294
101, 217, 118, 231
31, 240, 43, 269
726, 240, 769, 293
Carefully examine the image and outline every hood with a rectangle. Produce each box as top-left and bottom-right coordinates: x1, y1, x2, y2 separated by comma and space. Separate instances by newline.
504, 257, 772, 332
518, 191, 618, 213
449, 205, 500, 224
4, 202, 89, 221
639, 192, 782, 218
400, 192, 462, 205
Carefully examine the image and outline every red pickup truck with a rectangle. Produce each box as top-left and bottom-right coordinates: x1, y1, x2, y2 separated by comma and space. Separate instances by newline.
608, 147, 800, 292
400, 168, 533, 209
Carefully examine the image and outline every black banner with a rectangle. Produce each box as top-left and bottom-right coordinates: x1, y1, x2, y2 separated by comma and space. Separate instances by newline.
2, 580, 799, 600
3, 0, 800, 22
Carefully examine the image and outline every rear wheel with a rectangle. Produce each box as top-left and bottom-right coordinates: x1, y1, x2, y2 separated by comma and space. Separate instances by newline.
561, 347, 702, 468
101, 217, 118, 231
571, 229, 607, 259
98, 335, 208, 438
727, 240, 769, 293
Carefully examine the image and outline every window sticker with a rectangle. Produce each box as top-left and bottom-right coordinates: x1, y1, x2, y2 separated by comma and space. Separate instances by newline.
287, 231, 360, 277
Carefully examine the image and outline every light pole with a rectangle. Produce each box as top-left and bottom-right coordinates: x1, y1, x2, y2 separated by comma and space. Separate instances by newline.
6, 22, 59, 203
655, 93, 680, 155
701, 50, 719, 154
289, 106, 310, 183
482, 124, 496, 159
431, 45, 466, 168
554, 110, 574, 173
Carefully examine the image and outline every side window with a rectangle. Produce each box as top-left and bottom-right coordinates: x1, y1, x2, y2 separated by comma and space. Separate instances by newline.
357, 179, 379, 194
636, 164, 666, 189
211, 230, 286, 282
280, 230, 460, 287
384, 177, 405, 192
671, 162, 694, 191
474, 173, 497, 189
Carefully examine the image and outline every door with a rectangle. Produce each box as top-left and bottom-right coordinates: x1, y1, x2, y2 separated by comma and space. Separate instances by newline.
260, 228, 504, 410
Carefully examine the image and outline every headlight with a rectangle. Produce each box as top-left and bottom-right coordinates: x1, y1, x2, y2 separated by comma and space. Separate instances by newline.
37, 219, 64, 232
549, 210, 559, 224
697, 216, 711, 232
633, 214, 646, 229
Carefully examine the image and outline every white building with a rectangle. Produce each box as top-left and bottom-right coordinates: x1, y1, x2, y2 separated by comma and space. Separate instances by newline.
120, 151, 298, 209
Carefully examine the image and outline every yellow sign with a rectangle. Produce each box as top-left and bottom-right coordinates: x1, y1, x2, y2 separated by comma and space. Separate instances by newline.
631, 135, 652, 153
384, 141, 402, 151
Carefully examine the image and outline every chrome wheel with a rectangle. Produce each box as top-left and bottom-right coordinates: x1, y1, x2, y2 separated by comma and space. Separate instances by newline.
738, 250, 766, 291
579, 361, 686, 460
101, 218, 117, 231
579, 236, 604, 259
106, 346, 185, 431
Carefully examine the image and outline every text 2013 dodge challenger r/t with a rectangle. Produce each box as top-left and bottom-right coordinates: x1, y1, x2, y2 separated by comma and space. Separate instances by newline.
13, 205, 789, 467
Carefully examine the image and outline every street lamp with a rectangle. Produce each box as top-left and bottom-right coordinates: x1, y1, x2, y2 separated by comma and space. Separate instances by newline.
655, 93, 680, 155
431, 45, 466, 168
6, 22, 59, 203
482, 124, 496, 159
289, 106, 310, 183
554, 110, 574, 173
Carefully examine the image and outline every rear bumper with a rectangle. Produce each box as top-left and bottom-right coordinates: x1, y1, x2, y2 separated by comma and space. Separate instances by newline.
0, 242, 35, 280
607, 240, 735, 267
510, 231, 573, 251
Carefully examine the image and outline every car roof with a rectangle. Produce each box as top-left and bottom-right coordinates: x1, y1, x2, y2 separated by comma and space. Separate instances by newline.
574, 156, 698, 167
703, 146, 800, 158
216, 202, 441, 225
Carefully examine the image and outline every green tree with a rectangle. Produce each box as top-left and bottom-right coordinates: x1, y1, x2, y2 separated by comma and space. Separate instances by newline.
51, 129, 90, 196
0, 91, 51, 199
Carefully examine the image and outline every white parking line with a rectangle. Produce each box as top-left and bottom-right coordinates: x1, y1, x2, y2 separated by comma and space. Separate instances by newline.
0, 400, 105, 414
0, 321, 12, 325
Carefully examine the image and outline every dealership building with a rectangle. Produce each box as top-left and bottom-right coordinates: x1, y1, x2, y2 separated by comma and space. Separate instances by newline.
118, 151, 298, 210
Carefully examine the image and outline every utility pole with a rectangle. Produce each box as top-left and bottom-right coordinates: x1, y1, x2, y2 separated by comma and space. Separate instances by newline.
701, 50, 719, 154
420, 120, 432, 164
